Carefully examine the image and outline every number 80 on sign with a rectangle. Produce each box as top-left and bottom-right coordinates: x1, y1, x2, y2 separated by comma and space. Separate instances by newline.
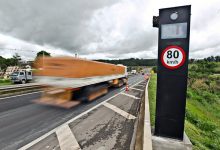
161, 46, 186, 69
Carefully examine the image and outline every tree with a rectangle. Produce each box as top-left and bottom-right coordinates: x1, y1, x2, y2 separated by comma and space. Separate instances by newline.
0, 56, 7, 70
214, 56, 220, 62
95, 58, 157, 66
12, 53, 22, 66
36, 50, 51, 59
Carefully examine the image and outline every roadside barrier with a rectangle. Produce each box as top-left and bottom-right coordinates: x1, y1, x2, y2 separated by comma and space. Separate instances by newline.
0, 83, 46, 98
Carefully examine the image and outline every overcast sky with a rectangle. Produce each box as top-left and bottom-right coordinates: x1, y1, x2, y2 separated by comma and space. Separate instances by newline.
0, 0, 219, 60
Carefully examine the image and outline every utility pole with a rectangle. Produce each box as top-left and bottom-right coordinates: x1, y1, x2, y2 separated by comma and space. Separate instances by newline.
42, 50, 45, 69
75, 50, 78, 58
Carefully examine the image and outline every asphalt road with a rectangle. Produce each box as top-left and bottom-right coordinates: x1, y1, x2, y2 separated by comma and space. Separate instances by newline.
0, 74, 145, 150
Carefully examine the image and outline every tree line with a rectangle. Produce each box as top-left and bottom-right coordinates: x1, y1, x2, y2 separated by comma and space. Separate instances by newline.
0, 53, 21, 70
190, 56, 220, 63
0, 51, 50, 71
0, 50, 219, 71
95, 58, 157, 66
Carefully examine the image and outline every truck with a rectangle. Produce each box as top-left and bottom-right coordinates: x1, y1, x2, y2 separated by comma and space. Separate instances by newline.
34, 57, 128, 108
131, 70, 137, 74
10, 70, 33, 84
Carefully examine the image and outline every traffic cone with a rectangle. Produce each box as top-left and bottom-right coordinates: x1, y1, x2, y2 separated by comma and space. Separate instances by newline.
144, 75, 149, 80
125, 84, 129, 92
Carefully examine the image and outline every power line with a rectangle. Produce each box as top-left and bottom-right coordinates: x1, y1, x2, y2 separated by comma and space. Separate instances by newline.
0, 47, 39, 53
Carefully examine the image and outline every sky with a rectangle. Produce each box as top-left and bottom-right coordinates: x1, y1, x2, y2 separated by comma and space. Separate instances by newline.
0, 0, 219, 60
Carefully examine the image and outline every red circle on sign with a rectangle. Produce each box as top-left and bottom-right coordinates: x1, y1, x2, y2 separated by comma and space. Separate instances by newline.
161, 46, 186, 70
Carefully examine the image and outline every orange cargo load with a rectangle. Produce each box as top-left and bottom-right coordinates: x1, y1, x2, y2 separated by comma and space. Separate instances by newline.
34, 57, 127, 88
35, 57, 126, 78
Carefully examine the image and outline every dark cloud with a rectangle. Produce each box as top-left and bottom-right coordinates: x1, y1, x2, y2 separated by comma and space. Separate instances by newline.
0, 0, 118, 52
0, 0, 219, 59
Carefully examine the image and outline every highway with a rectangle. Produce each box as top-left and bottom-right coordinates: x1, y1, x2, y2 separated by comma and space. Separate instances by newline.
0, 74, 145, 150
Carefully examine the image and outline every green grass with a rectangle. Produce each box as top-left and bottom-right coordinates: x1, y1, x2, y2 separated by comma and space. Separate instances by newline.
148, 74, 220, 150
0, 79, 12, 86
148, 74, 157, 126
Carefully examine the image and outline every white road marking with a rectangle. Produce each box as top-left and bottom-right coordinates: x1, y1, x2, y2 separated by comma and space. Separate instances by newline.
19, 79, 144, 150
119, 78, 143, 91
120, 87, 126, 91
0, 91, 42, 100
120, 92, 140, 99
18, 93, 120, 150
56, 125, 81, 150
120, 83, 133, 91
140, 82, 147, 84
130, 87, 144, 92
135, 85, 145, 87
103, 102, 136, 120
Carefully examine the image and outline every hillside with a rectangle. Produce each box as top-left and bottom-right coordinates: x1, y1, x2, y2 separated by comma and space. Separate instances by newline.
148, 61, 220, 150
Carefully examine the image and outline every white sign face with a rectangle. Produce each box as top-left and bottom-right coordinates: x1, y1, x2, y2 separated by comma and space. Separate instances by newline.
161, 23, 187, 39
161, 46, 186, 69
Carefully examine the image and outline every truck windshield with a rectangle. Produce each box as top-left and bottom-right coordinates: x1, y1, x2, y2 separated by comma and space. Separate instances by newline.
11, 72, 19, 76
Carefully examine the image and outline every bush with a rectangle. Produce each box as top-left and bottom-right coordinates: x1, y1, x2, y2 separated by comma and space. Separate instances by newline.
191, 79, 209, 91
201, 91, 218, 104
152, 66, 157, 73
186, 90, 193, 98
197, 120, 216, 132
185, 109, 199, 125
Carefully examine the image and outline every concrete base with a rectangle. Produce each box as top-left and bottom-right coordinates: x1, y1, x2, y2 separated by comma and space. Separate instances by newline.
152, 132, 192, 150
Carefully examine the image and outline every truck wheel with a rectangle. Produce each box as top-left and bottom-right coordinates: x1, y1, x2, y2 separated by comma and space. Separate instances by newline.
21, 80, 26, 84
80, 86, 93, 103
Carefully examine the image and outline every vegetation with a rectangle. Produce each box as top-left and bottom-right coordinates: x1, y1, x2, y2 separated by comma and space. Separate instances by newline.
186, 61, 220, 150
0, 50, 50, 72
96, 58, 157, 66
151, 66, 157, 73
148, 58, 220, 150
0, 78, 11, 86
0, 53, 22, 71
148, 74, 157, 126
35, 50, 51, 60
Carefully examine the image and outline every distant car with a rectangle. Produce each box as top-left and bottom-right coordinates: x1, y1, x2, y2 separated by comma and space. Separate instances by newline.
10, 70, 32, 84
131, 70, 137, 74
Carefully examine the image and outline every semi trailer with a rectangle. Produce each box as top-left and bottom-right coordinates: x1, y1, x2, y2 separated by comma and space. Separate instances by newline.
34, 57, 128, 108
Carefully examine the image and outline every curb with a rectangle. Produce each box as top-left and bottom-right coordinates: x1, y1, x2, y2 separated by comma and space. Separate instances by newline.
134, 78, 152, 150
143, 78, 153, 150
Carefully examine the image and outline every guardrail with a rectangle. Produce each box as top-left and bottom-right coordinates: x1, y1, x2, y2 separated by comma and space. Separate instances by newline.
0, 83, 45, 98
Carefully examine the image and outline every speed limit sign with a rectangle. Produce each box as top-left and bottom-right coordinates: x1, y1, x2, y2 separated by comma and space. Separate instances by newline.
161, 45, 186, 69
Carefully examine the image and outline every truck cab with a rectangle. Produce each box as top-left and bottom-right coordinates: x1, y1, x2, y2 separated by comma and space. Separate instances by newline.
131, 70, 137, 75
10, 70, 32, 84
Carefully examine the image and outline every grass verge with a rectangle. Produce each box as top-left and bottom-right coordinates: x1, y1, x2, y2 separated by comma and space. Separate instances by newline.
148, 74, 220, 150
0, 79, 11, 86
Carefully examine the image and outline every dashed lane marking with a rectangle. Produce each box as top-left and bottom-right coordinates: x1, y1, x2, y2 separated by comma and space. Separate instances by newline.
103, 102, 136, 120
120, 87, 126, 91
120, 92, 140, 99
135, 85, 146, 87
130, 87, 144, 92
140, 82, 147, 84
18, 93, 121, 150
56, 125, 81, 150
19, 79, 144, 150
